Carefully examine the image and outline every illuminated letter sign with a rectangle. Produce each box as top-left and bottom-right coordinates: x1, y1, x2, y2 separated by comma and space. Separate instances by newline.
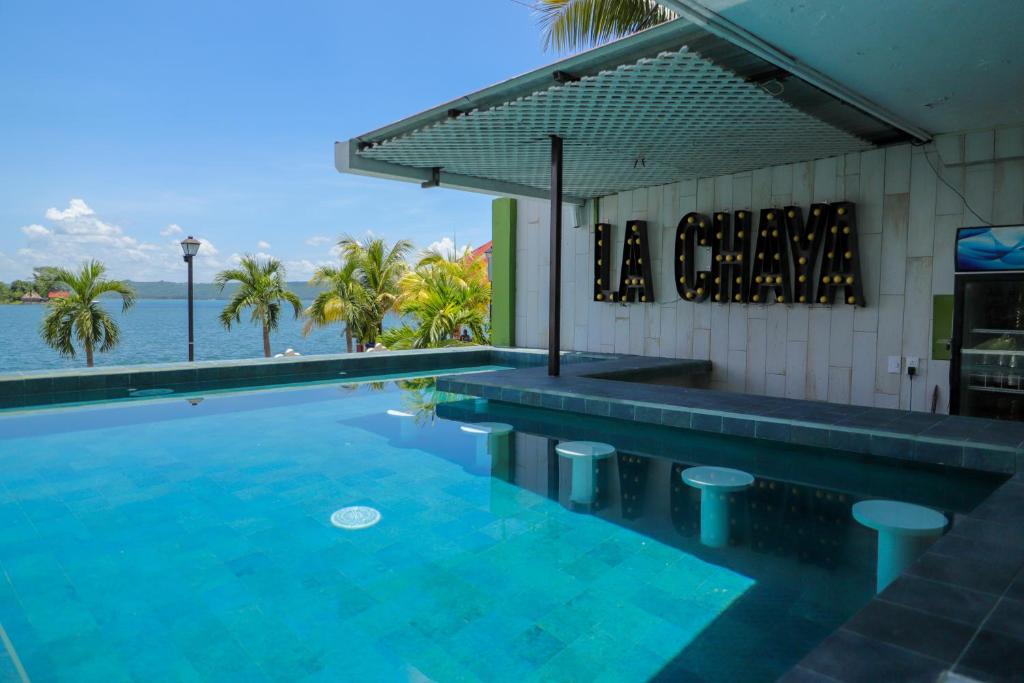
816, 202, 865, 306
675, 212, 711, 302
784, 204, 827, 304
594, 201, 863, 308
747, 209, 791, 304
593, 223, 612, 301
617, 220, 654, 303
711, 210, 749, 303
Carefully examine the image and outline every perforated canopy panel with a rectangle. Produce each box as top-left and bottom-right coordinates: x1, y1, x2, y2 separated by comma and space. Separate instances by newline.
356, 46, 873, 200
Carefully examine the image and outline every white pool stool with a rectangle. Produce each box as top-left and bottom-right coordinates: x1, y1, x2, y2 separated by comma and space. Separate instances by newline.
681, 466, 755, 548
461, 422, 514, 472
555, 441, 616, 505
852, 499, 947, 593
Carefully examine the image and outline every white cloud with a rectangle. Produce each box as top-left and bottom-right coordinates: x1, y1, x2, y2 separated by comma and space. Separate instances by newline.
44, 198, 94, 221
42, 198, 121, 237
0, 198, 352, 283
283, 259, 325, 280
425, 236, 454, 254
195, 237, 219, 257
5, 199, 211, 281
21, 224, 50, 237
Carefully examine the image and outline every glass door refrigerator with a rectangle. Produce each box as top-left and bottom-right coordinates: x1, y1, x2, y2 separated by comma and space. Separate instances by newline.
951, 225, 1024, 420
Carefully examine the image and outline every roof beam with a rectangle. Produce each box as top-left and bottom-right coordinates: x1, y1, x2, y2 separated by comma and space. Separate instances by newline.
335, 140, 586, 206
658, 0, 932, 142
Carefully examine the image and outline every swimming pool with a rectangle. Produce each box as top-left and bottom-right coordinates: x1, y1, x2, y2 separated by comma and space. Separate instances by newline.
0, 372, 1003, 682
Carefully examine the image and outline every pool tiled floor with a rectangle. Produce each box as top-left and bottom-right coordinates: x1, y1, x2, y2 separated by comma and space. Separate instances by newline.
0, 383, 768, 682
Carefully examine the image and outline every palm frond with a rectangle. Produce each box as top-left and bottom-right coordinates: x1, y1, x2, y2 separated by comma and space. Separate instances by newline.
37, 260, 132, 365
535, 0, 674, 52
214, 255, 301, 345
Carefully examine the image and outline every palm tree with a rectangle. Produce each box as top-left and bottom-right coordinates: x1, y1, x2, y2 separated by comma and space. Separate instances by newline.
39, 260, 135, 367
337, 236, 413, 346
215, 256, 303, 358
302, 261, 367, 354
382, 246, 491, 350
536, 0, 675, 52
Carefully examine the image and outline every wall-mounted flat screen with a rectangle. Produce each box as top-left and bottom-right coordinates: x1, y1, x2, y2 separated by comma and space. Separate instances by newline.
956, 225, 1024, 273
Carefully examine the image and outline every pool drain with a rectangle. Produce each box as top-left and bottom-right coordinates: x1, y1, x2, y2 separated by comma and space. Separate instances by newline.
330, 506, 381, 530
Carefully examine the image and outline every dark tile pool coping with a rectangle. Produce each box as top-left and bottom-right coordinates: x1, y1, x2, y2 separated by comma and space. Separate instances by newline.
437, 356, 1024, 476
437, 355, 1024, 682
0, 346, 609, 410
783, 474, 1024, 683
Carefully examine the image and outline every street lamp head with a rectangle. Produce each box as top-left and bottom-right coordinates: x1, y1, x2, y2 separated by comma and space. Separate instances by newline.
180, 236, 201, 260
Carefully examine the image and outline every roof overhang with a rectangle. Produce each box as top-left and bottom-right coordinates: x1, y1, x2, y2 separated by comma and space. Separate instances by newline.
337, 12, 929, 204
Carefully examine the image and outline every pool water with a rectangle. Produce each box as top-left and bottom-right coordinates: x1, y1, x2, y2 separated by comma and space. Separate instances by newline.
0, 374, 1003, 682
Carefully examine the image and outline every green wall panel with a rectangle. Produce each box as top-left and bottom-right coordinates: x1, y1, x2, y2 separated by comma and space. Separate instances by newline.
933, 294, 954, 360
491, 197, 516, 347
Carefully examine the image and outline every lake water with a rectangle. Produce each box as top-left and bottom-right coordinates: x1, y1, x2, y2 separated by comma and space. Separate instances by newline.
0, 300, 391, 373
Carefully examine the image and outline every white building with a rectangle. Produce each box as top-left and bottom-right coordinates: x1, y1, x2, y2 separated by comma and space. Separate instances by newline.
340, 1, 1024, 417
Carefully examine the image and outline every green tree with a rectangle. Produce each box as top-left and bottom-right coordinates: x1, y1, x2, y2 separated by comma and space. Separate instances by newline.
0, 282, 12, 304
33, 266, 69, 295
39, 261, 136, 367
337, 236, 413, 346
9, 279, 33, 298
382, 246, 491, 350
302, 260, 367, 353
215, 256, 303, 358
536, 0, 674, 52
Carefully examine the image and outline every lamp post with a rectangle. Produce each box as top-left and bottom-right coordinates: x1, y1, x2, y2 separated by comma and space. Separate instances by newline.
180, 236, 201, 361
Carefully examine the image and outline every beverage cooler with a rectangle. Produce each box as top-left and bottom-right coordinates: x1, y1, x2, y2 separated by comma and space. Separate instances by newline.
950, 225, 1024, 420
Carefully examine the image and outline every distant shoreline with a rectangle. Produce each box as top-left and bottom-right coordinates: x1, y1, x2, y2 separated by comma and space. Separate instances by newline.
3, 280, 326, 303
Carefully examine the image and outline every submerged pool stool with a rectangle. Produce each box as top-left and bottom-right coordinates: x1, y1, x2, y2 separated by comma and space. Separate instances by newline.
853, 500, 947, 593
681, 466, 754, 548
555, 441, 616, 505
386, 408, 416, 440
461, 422, 514, 472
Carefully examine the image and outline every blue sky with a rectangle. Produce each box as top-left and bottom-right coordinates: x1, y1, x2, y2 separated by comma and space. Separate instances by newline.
0, 0, 566, 282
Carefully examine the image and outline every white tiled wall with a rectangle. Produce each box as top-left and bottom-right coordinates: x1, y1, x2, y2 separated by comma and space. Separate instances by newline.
514, 127, 1024, 413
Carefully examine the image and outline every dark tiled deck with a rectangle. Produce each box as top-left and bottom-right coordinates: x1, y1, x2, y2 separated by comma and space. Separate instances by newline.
784, 475, 1024, 683
437, 354, 1024, 475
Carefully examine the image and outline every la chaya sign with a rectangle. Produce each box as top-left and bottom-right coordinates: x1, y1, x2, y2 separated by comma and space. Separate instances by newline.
593, 201, 866, 307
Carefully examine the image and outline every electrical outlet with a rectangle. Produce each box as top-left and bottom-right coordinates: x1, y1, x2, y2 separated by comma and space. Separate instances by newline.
887, 356, 902, 374
906, 356, 920, 370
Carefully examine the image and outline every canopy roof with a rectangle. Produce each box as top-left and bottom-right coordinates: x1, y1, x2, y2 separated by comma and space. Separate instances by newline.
337, 18, 922, 203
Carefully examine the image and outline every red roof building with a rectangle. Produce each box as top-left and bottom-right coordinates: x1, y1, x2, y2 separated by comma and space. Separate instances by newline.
470, 241, 492, 282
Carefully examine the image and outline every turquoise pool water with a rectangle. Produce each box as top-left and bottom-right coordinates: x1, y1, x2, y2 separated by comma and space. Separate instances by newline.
0, 375, 1002, 682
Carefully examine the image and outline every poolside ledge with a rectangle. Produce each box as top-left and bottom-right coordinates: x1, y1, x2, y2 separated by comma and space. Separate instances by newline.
437, 354, 1024, 475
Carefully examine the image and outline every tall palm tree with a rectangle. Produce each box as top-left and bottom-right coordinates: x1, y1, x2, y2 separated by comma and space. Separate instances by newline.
382, 246, 491, 350
302, 261, 366, 353
536, 0, 675, 52
337, 236, 413, 346
215, 256, 303, 358
39, 260, 135, 367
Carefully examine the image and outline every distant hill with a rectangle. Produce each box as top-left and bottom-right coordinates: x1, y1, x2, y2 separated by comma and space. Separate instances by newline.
106, 280, 326, 300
